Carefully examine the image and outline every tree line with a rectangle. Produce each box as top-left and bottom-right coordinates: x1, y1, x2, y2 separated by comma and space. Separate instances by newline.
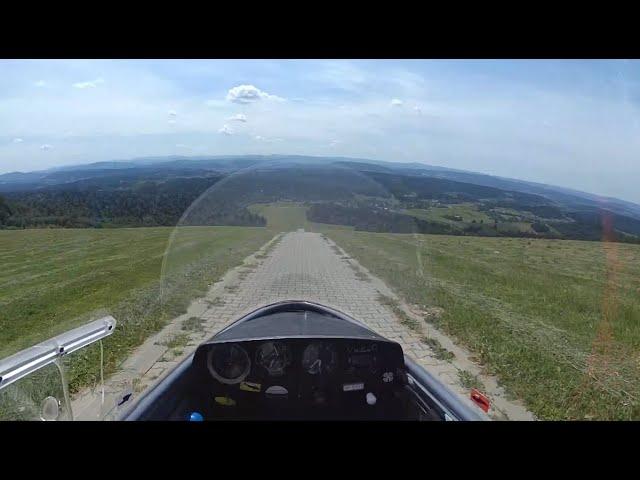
0, 177, 265, 229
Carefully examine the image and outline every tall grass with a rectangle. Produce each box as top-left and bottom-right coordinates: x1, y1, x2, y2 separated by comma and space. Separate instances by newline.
325, 230, 640, 420
0, 226, 271, 418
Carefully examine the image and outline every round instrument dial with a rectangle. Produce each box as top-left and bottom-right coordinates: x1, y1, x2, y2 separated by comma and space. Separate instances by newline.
207, 343, 251, 385
302, 342, 338, 375
256, 341, 291, 376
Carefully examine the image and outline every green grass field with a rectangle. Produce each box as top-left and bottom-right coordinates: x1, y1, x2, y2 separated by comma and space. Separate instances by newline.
249, 203, 312, 232
5, 200, 640, 420
406, 203, 493, 225
323, 229, 640, 420
0, 226, 272, 397
405, 204, 535, 234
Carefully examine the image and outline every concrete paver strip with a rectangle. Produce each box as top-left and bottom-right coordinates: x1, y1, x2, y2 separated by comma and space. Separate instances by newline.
72, 230, 534, 420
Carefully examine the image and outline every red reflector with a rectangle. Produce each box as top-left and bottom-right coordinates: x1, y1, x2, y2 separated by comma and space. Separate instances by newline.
470, 388, 490, 413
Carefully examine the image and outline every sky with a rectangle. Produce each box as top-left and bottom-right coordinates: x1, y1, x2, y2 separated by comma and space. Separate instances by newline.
1, 59, 640, 203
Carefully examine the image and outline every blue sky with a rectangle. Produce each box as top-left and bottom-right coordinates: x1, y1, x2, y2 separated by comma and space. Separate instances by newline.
2, 59, 640, 202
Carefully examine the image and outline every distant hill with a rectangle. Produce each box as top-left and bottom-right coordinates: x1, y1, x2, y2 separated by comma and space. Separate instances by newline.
1, 154, 639, 242
335, 160, 640, 220
0, 155, 455, 192
3, 154, 636, 214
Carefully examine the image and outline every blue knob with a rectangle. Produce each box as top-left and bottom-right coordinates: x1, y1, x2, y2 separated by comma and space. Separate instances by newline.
189, 412, 204, 421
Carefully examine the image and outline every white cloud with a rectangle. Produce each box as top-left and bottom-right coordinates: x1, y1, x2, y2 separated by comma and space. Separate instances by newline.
34, 80, 46, 87
254, 135, 263, 141
226, 84, 284, 104
12, 138, 24, 143
414, 105, 422, 114
228, 113, 247, 122
329, 140, 340, 147
218, 124, 233, 135
390, 98, 403, 107
175, 143, 192, 149
40, 144, 52, 151
73, 78, 105, 89
168, 110, 177, 117
168, 119, 176, 125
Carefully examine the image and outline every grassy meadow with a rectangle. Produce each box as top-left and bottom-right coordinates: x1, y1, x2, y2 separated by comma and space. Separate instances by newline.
405, 203, 539, 235
405, 202, 493, 226
249, 203, 312, 232
4, 200, 640, 421
323, 229, 640, 420
0, 226, 272, 397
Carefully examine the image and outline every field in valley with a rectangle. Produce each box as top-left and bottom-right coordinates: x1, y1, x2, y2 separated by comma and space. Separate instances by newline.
249, 203, 312, 232
405, 203, 493, 226
0, 226, 272, 397
405, 203, 537, 235
323, 229, 640, 420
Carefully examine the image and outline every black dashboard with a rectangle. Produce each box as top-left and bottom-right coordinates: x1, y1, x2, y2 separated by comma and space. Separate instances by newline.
191, 337, 408, 420
119, 302, 466, 421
